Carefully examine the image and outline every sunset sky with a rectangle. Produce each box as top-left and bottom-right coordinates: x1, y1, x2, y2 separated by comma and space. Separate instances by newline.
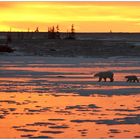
1, 2, 140, 32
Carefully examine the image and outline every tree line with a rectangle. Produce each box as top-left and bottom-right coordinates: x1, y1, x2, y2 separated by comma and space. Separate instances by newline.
34, 24, 75, 39
2, 24, 76, 44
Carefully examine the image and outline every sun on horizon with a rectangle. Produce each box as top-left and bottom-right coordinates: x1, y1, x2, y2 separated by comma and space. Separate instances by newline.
1, 1, 140, 32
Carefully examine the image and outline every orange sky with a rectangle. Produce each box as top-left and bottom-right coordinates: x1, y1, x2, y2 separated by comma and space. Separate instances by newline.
1, 2, 140, 32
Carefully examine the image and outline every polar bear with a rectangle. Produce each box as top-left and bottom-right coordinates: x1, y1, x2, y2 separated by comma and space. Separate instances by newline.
94, 71, 114, 82
125, 75, 139, 83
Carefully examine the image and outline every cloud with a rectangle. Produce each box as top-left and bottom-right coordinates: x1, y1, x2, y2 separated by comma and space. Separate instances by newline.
0, 2, 140, 32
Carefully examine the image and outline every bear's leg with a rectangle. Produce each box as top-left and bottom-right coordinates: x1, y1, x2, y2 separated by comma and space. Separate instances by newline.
98, 77, 102, 82
136, 79, 139, 83
103, 78, 106, 82
126, 78, 129, 82
110, 77, 114, 82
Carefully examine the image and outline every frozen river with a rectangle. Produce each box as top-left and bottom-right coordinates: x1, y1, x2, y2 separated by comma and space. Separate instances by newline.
0, 56, 140, 138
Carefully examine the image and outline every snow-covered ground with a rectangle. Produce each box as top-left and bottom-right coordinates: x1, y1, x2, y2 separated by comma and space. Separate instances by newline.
0, 56, 140, 95
0, 56, 140, 138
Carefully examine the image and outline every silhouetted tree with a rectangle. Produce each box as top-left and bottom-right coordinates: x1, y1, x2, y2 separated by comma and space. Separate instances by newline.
56, 25, 60, 39
56, 25, 59, 32
71, 24, 75, 34
48, 25, 61, 39
65, 24, 76, 40
70, 24, 75, 39
48, 26, 55, 39
35, 27, 39, 32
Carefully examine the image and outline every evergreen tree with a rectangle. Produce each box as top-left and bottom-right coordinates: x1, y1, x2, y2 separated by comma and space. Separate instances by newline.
35, 27, 39, 32
70, 24, 75, 39
65, 24, 76, 39
56, 25, 60, 39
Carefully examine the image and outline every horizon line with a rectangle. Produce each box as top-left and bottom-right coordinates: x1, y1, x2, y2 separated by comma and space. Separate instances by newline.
0, 31, 140, 34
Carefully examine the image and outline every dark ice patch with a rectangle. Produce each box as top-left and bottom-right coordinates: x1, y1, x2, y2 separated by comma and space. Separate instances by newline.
21, 134, 33, 138
29, 135, 52, 139
16, 128, 37, 132
49, 124, 69, 129
40, 130, 64, 134
109, 129, 121, 133
48, 119, 65, 121
26, 122, 56, 126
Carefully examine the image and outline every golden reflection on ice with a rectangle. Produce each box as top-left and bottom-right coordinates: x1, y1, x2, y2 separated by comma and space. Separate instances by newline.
0, 56, 140, 138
